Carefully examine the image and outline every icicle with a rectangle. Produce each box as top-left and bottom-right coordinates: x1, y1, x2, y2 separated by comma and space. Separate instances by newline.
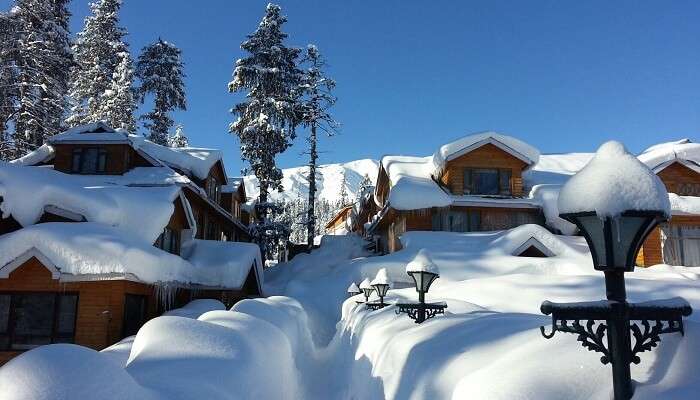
154, 282, 178, 310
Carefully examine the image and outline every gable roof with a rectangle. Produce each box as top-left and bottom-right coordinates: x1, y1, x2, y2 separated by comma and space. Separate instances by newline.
48, 122, 130, 144
432, 131, 540, 172
638, 139, 700, 174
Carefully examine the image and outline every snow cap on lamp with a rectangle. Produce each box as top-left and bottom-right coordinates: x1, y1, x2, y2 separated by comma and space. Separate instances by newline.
406, 249, 439, 274
558, 141, 671, 218
359, 278, 372, 289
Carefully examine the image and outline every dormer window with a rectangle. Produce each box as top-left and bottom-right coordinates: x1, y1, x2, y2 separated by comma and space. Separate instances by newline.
463, 168, 512, 196
71, 148, 107, 174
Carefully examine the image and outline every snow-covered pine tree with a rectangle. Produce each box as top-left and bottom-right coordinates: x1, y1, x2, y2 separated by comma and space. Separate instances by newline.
11, 0, 72, 156
136, 39, 187, 146
229, 3, 302, 260
356, 173, 373, 202
339, 169, 349, 206
102, 50, 136, 132
168, 124, 189, 148
0, 10, 18, 160
298, 44, 338, 251
67, 0, 129, 129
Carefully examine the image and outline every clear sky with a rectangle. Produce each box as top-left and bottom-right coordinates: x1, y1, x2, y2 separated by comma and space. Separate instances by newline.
5, 1, 700, 175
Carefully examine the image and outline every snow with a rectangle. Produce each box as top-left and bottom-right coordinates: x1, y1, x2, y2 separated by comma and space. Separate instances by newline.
638, 138, 700, 172
2, 226, 700, 399
669, 193, 700, 215
359, 277, 372, 290
163, 299, 227, 319
381, 155, 451, 210
406, 248, 438, 273
0, 222, 261, 289
9, 144, 55, 166
523, 152, 594, 187
347, 282, 360, 293
183, 239, 263, 292
558, 141, 672, 218
370, 268, 390, 286
432, 131, 540, 173
0, 162, 180, 243
243, 159, 378, 204
48, 123, 129, 143
130, 135, 224, 180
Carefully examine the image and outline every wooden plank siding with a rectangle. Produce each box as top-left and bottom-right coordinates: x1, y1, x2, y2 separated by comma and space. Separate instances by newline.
52, 144, 153, 175
657, 162, 700, 195
0, 257, 158, 365
438, 143, 528, 196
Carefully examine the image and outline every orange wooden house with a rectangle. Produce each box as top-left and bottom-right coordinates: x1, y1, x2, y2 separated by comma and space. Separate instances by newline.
368, 132, 544, 253
0, 122, 263, 364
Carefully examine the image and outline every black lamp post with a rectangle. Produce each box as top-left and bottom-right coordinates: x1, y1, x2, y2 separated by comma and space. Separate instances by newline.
541, 209, 692, 400
396, 249, 447, 323
359, 278, 373, 303
372, 283, 389, 307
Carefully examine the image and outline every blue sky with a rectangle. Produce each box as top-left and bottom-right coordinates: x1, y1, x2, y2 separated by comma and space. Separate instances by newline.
5, 1, 700, 175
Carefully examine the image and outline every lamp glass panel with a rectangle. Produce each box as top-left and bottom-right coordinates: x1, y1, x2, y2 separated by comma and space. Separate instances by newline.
410, 271, 438, 292
374, 284, 389, 297
362, 288, 374, 297
612, 215, 650, 268
576, 215, 607, 267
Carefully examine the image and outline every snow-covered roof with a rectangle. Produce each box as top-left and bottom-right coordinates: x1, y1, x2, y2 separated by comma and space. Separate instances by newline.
381, 155, 451, 211
638, 138, 700, 174
9, 144, 55, 166
183, 239, 263, 292
0, 223, 261, 289
222, 177, 244, 194
129, 135, 224, 180
558, 141, 671, 218
0, 162, 183, 243
48, 122, 130, 144
432, 131, 540, 172
669, 193, 700, 216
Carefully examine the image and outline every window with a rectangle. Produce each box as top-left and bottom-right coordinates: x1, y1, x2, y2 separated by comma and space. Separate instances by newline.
206, 176, 221, 203
0, 293, 78, 351
71, 148, 107, 174
463, 168, 512, 196
122, 294, 147, 338
661, 225, 700, 267
155, 227, 180, 255
432, 210, 481, 232
677, 183, 700, 197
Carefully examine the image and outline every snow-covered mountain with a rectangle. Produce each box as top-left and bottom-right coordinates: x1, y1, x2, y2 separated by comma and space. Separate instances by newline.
242, 159, 379, 203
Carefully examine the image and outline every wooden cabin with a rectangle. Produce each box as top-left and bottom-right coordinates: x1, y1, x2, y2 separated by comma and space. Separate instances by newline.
637, 160, 700, 267
370, 133, 544, 253
325, 205, 354, 235
0, 123, 261, 364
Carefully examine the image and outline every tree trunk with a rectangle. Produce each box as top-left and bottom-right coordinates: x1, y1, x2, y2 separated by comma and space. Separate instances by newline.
306, 123, 317, 252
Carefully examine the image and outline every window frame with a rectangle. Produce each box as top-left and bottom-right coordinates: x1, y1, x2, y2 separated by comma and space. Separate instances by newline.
0, 291, 79, 351
463, 168, 513, 196
70, 147, 108, 174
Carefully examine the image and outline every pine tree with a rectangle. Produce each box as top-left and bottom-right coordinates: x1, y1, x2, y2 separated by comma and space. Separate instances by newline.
356, 173, 373, 202
0, 10, 18, 160
339, 169, 349, 206
229, 3, 302, 260
67, 0, 129, 129
101, 50, 136, 132
168, 124, 189, 148
298, 44, 338, 251
11, 0, 72, 156
136, 39, 187, 146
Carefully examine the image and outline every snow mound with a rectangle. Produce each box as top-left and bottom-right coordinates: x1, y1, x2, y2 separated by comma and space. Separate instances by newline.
162, 299, 226, 319
559, 141, 671, 218
184, 239, 263, 292
130, 135, 223, 180
9, 144, 55, 166
0, 344, 154, 400
529, 184, 577, 234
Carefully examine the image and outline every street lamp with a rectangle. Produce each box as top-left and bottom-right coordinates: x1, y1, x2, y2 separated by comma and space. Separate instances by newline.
347, 282, 361, 298
396, 249, 447, 323
540, 141, 692, 400
359, 278, 373, 303
368, 268, 391, 310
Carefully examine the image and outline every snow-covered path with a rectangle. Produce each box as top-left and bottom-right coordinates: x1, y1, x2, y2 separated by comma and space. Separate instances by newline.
1, 229, 699, 399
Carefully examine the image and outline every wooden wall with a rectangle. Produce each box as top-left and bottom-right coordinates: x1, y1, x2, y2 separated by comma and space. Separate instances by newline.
657, 162, 700, 195
439, 144, 528, 196
0, 257, 158, 365
52, 144, 151, 175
